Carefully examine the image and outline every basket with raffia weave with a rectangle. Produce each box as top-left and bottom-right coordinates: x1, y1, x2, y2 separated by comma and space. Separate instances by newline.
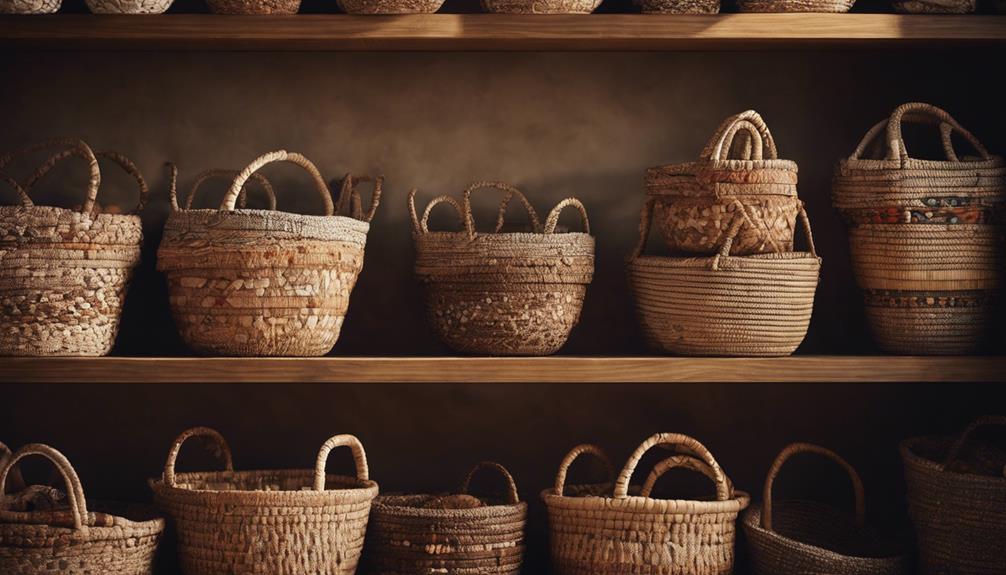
481, 0, 601, 13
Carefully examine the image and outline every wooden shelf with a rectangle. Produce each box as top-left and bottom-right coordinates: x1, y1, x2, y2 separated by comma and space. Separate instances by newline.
1, 356, 1003, 383
1, 14, 1004, 51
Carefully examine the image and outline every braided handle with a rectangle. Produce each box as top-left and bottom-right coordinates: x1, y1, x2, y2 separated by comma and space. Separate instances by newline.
628, 199, 655, 261
463, 181, 542, 238
184, 169, 277, 211
26, 148, 149, 214
640, 454, 734, 499
710, 201, 815, 270
313, 434, 369, 491
887, 102, 991, 163
614, 433, 729, 501
0, 139, 100, 213
0, 444, 88, 530
700, 110, 778, 162
163, 427, 235, 488
223, 150, 333, 215
460, 461, 520, 504
0, 173, 31, 209
333, 174, 383, 223
942, 415, 1006, 471
554, 444, 613, 497
411, 190, 466, 234
0, 441, 24, 494
544, 197, 590, 235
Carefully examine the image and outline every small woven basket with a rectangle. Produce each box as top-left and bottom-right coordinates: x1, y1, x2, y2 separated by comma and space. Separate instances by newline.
337, 0, 444, 13
833, 103, 1005, 355
481, 0, 601, 13
1, 443, 164, 575
365, 461, 527, 575
646, 110, 801, 256
206, 0, 299, 14
639, 0, 720, 13
409, 182, 594, 356
542, 433, 750, 575
743, 443, 908, 575
158, 151, 381, 357
893, 0, 974, 12
901, 416, 1006, 575
85, 0, 172, 13
737, 0, 854, 12
0, 0, 59, 12
150, 427, 378, 575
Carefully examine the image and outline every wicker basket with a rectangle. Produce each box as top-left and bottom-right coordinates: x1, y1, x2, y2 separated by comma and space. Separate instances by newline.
639, 0, 720, 13
737, 0, 854, 12
337, 0, 444, 13
893, 0, 973, 12
85, 0, 172, 13
206, 0, 299, 13
543, 433, 750, 575
0, 0, 59, 13
1, 443, 164, 575
833, 103, 1005, 355
365, 461, 527, 575
0, 139, 146, 357
158, 151, 381, 357
646, 110, 800, 256
901, 416, 1006, 575
481, 0, 601, 13
409, 182, 594, 356
743, 443, 908, 575
150, 427, 378, 575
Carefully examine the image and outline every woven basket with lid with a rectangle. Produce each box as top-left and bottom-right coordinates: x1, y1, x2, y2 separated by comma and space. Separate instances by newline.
481, 0, 601, 13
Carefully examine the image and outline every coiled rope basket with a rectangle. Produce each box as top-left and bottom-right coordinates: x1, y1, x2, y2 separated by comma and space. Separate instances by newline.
481, 0, 601, 13
337, 0, 444, 13
833, 103, 1005, 354
409, 182, 594, 356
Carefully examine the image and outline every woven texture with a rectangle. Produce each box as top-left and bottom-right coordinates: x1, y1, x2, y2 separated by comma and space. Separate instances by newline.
337, 0, 444, 12
207, 0, 299, 13
894, 0, 973, 11
481, 0, 601, 12
901, 417, 1006, 575
158, 152, 380, 357
150, 427, 378, 575
85, 0, 171, 12
0, 0, 59, 11
410, 183, 594, 356
639, 0, 719, 13
737, 0, 854, 11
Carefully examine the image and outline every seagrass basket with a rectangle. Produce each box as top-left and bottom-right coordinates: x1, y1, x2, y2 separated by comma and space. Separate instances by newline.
481, 0, 601, 13
901, 416, 1006, 575
0, 0, 59, 12
158, 151, 381, 356
743, 443, 908, 575
150, 427, 379, 575
365, 461, 527, 575
646, 110, 800, 256
0, 139, 146, 357
337, 0, 444, 12
737, 0, 854, 12
833, 103, 1005, 355
1, 443, 164, 575
639, 0, 720, 13
206, 0, 298, 13
85, 0, 172, 13
628, 199, 820, 356
409, 182, 594, 356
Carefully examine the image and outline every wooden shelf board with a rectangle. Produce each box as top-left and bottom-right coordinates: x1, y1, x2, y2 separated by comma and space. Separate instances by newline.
1, 356, 1003, 383
1, 14, 1004, 51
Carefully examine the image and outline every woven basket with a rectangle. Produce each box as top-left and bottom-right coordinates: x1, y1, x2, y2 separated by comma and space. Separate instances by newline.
646, 110, 800, 256
901, 416, 1006, 575
628, 199, 820, 356
0, 0, 59, 11
1, 443, 164, 575
743, 443, 908, 575
158, 151, 380, 357
481, 0, 601, 13
409, 182, 594, 356
737, 0, 854, 12
639, 0, 720, 13
0, 139, 146, 357
893, 0, 973, 12
85, 0, 172, 13
337, 0, 444, 13
543, 433, 750, 575
833, 103, 1005, 354
150, 427, 378, 575
365, 461, 527, 575
206, 0, 298, 13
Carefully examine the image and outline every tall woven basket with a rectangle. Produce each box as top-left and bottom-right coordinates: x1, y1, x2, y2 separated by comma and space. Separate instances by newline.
743, 443, 908, 575
150, 427, 379, 575
833, 103, 1005, 355
1, 443, 164, 575
158, 151, 381, 356
542, 433, 750, 575
365, 461, 527, 575
0, 139, 146, 357
409, 182, 594, 356
901, 416, 1006, 575
481, 0, 601, 13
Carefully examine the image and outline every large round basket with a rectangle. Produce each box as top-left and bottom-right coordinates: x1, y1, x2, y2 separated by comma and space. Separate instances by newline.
900, 416, 1006, 575
409, 182, 594, 356
158, 151, 380, 356
365, 461, 527, 575
480, 0, 601, 13
0, 139, 146, 357
543, 433, 750, 575
150, 427, 379, 575
645, 110, 800, 256
337, 0, 444, 13
1, 443, 164, 575
743, 443, 908, 575
832, 103, 1005, 355
737, 0, 854, 12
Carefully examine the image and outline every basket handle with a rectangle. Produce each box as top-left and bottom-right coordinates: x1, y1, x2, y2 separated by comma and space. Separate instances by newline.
163, 427, 235, 488
887, 102, 991, 163
0, 138, 101, 213
313, 434, 369, 491
182, 168, 278, 211
544, 197, 590, 235
761, 442, 865, 532
0, 441, 25, 494
700, 110, 778, 162
628, 199, 656, 261
614, 433, 730, 501
709, 202, 815, 271
410, 190, 466, 234
639, 454, 734, 500
460, 461, 520, 504
942, 415, 1006, 471
222, 150, 334, 215
26, 148, 150, 215
334, 174, 383, 223
0, 444, 89, 530
554, 443, 614, 497
463, 181, 543, 239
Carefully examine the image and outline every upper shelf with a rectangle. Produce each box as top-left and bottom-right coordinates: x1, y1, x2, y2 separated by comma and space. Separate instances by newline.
1, 14, 1004, 51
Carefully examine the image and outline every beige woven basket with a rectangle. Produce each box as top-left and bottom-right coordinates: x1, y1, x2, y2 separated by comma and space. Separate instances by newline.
639, 0, 720, 13
150, 427, 378, 575
646, 110, 800, 256
743, 443, 908, 575
1, 443, 164, 575
365, 461, 527, 575
337, 0, 444, 13
206, 0, 299, 13
158, 151, 381, 357
0, 139, 146, 357
0, 0, 59, 13
481, 0, 601, 13
737, 0, 854, 12
409, 182, 594, 356
85, 0, 172, 13
901, 416, 1006, 575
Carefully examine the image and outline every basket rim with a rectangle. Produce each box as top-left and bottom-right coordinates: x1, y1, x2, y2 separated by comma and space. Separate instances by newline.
648, 159, 800, 174
838, 154, 1005, 172
149, 469, 379, 500
0, 204, 142, 224
0, 500, 166, 539
629, 252, 821, 268
372, 493, 528, 519
900, 435, 1006, 485
165, 207, 372, 227
413, 230, 594, 242
539, 486, 751, 514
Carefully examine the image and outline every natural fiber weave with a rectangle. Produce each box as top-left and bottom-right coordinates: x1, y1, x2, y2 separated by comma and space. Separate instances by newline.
901, 416, 1006, 575
743, 443, 908, 575
410, 183, 594, 356
481, 0, 601, 13
737, 0, 854, 11
207, 0, 299, 13
0, 442, 25, 496
1, 443, 164, 575
0, 0, 59, 11
337, 0, 444, 12
185, 168, 278, 211
158, 151, 380, 357
639, 0, 719, 12
150, 427, 378, 575
0, 139, 145, 357
85, 0, 172, 13
893, 0, 973, 12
